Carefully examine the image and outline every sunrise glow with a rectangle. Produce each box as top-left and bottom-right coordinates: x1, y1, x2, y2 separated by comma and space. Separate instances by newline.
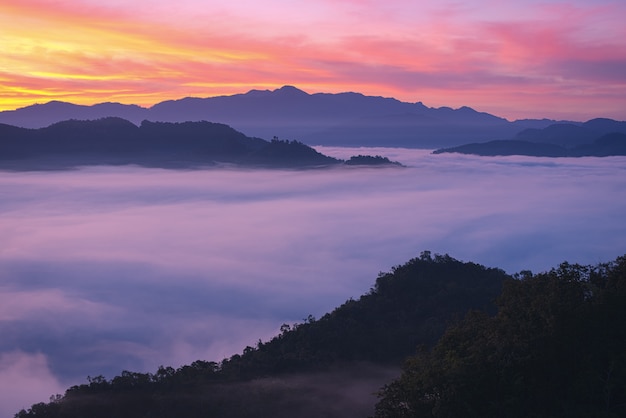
1, 0, 625, 120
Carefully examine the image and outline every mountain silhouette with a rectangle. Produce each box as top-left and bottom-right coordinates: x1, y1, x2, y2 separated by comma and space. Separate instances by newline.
0, 86, 564, 148
14, 253, 626, 418
433, 140, 569, 157
13, 252, 509, 418
434, 118, 626, 157
0, 101, 146, 130
0, 118, 349, 170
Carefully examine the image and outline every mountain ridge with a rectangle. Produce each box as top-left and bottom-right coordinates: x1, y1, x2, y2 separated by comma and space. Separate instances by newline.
13, 252, 509, 418
13, 252, 626, 418
434, 121, 626, 157
0, 86, 573, 148
0, 117, 405, 170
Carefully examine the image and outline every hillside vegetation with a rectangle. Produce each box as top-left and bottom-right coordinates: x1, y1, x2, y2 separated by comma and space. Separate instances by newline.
0, 118, 396, 170
375, 257, 626, 417
14, 253, 626, 417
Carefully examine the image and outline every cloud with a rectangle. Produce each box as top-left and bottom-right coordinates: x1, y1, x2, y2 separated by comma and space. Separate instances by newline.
1, 149, 625, 413
2, 0, 626, 119
0, 351, 65, 417
0, 286, 119, 322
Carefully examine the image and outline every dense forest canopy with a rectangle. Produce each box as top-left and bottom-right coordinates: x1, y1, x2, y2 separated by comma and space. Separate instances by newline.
375, 256, 626, 417
14, 252, 626, 418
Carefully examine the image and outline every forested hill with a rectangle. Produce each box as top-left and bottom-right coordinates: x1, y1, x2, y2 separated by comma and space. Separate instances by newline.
0, 117, 399, 170
376, 256, 626, 417
14, 253, 508, 418
15, 253, 626, 418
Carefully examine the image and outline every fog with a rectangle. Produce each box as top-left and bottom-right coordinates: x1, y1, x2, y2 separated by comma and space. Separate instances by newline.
1, 148, 625, 416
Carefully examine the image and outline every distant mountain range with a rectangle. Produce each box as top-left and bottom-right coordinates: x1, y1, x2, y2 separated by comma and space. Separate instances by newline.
434, 119, 626, 157
0, 117, 400, 170
0, 86, 566, 148
2, 86, 624, 155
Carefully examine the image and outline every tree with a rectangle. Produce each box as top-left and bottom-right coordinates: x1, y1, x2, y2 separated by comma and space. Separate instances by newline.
375, 256, 626, 418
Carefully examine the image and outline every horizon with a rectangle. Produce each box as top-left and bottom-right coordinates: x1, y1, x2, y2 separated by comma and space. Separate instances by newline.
2, 1, 626, 415
1, 85, 623, 124
2, 1, 626, 121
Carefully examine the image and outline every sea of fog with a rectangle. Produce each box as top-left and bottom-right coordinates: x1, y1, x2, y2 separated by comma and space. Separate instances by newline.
1, 147, 625, 415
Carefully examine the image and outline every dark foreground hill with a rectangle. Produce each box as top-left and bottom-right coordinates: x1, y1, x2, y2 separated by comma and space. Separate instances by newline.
14, 253, 508, 418
15, 253, 626, 418
0, 117, 399, 170
376, 256, 626, 417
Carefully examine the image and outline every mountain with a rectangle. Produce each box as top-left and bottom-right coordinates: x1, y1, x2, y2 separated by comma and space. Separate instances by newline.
0, 86, 561, 148
14, 253, 626, 418
570, 132, 626, 157
0, 117, 346, 170
513, 118, 626, 148
0, 101, 146, 130
434, 118, 626, 157
344, 155, 403, 166
0, 117, 407, 170
375, 255, 626, 417
433, 140, 569, 157
13, 252, 508, 418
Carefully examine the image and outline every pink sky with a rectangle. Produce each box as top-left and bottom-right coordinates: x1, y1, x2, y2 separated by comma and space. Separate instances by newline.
1, 0, 625, 120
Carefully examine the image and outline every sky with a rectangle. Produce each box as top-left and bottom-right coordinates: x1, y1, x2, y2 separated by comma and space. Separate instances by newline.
1, 0, 626, 120
1, 149, 626, 415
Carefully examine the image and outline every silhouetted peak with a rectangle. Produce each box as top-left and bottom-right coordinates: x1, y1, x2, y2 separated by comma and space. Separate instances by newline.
586, 117, 616, 124
243, 88, 272, 97
273, 85, 309, 97
25, 101, 78, 110
513, 118, 554, 123
240, 86, 309, 99
583, 117, 626, 133
330, 91, 366, 99
93, 102, 146, 111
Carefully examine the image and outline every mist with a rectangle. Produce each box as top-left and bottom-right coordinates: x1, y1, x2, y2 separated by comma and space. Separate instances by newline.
1, 148, 625, 416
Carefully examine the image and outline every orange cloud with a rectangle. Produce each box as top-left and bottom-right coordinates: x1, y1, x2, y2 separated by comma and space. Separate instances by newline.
1, 0, 625, 120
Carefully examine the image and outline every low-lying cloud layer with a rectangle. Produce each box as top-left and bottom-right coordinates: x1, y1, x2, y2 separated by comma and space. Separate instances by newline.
1, 148, 625, 415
